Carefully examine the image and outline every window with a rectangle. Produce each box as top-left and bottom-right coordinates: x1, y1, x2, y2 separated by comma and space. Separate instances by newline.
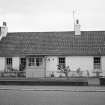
94, 57, 101, 69
28, 57, 43, 66
6, 58, 12, 65
36, 57, 42, 66
29, 57, 35, 66
94, 57, 100, 64
21, 58, 26, 65
59, 57, 65, 66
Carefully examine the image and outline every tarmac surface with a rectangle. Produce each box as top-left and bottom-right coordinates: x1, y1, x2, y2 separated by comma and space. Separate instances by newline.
0, 85, 105, 92
0, 86, 105, 105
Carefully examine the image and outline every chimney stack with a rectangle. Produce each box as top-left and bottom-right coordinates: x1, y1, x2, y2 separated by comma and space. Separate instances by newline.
74, 19, 81, 35
0, 22, 8, 40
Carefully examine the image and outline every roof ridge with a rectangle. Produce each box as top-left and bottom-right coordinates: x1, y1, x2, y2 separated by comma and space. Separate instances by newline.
8, 31, 105, 34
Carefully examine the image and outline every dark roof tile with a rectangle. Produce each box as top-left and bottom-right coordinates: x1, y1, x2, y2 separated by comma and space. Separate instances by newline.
0, 31, 105, 56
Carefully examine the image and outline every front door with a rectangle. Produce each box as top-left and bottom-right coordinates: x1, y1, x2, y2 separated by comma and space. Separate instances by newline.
20, 58, 26, 71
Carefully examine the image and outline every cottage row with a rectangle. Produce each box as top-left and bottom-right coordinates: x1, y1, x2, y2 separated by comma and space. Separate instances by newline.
0, 21, 105, 78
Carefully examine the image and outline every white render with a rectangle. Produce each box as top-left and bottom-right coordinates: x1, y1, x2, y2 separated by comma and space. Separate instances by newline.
12, 57, 20, 70
0, 56, 105, 77
66, 56, 94, 76
101, 56, 105, 76
0, 57, 5, 71
46, 56, 101, 77
46, 56, 58, 77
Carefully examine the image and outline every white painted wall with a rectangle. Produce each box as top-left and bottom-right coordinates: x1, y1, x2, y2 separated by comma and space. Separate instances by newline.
101, 56, 105, 76
0, 57, 5, 71
0, 56, 104, 77
46, 56, 96, 77
12, 57, 20, 70
46, 56, 58, 77
66, 56, 95, 76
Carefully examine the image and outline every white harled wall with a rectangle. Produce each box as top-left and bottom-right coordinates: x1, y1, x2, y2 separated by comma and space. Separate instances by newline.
0, 57, 5, 71
66, 56, 94, 76
46, 56, 97, 77
0, 56, 105, 77
101, 56, 105, 76
12, 57, 20, 70
46, 56, 58, 77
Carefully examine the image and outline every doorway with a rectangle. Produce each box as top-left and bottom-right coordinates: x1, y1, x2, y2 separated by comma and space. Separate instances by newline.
20, 58, 26, 71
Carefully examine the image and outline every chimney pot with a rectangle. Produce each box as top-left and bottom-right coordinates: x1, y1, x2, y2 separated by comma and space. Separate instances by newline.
3, 22, 7, 26
76, 19, 79, 24
74, 19, 81, 35
0, 21, 8, 40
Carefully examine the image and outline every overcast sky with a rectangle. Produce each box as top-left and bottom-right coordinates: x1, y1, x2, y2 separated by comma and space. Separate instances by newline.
0, 0, 105, 32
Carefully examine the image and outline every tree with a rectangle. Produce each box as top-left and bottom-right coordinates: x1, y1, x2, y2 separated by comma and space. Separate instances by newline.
76, 68, 83, 77
57, 64, 71, 78
86, 70, 90, 77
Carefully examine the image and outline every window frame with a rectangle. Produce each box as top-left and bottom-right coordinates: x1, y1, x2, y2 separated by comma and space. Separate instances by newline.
58, 57, 66, 67
36, 57, 43, 66
6, 57, 12, 65
93, 57, 101, 70
28, 57, 35, 66
28, 57, 43, 67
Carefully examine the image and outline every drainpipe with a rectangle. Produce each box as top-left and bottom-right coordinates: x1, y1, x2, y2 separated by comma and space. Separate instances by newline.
44, 56, 47, 78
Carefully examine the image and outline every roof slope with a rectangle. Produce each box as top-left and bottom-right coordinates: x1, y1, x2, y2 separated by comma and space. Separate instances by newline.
0, 31, 105, 57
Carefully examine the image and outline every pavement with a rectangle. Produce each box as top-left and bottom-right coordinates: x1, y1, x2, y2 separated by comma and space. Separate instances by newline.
0, 85, 105, 92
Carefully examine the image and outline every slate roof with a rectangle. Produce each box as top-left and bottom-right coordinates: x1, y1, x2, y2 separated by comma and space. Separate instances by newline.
0, 31, 105, 57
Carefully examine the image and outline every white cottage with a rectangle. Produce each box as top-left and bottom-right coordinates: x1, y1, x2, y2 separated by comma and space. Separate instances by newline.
0, 21, 105, 78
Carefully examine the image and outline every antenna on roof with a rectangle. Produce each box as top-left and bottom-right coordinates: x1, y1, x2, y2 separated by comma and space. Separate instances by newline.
73, 9, 76, 31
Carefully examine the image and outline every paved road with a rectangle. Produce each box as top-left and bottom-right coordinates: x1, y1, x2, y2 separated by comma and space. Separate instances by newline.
0, 86, 105, 105
0, 85, 105, 91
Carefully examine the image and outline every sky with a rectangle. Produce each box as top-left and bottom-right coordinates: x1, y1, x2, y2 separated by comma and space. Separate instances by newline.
0, 0, 105, 32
